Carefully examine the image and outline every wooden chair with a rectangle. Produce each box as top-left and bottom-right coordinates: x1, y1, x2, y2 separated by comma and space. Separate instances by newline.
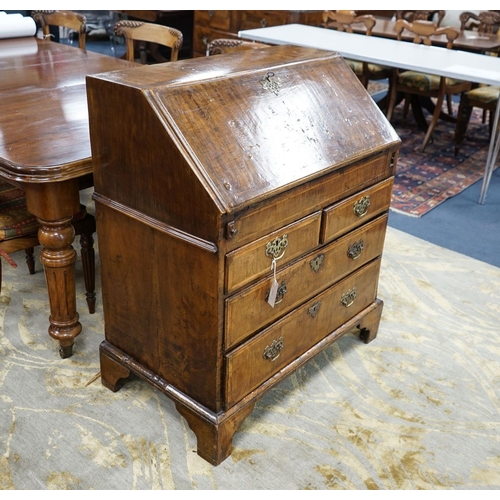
0, 180, 96, 314
459, 10, 500, 34
454, 11, 500, 154
386, 19, 472, 152
396, 10, 446, 26
31, 10, 87, 49
454, 85, 499, 155
206, 39, 270, 56
321, 10, 393, 107
113, 20, 183, 64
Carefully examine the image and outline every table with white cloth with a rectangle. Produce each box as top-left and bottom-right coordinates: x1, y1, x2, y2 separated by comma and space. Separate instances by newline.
239, 24, 500, 204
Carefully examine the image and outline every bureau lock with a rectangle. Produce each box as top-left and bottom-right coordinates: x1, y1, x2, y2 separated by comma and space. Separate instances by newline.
308, 301, 322, 318
310, 254, 325, 273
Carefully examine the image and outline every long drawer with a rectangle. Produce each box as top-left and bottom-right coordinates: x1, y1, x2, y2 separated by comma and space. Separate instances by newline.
225, 258, 382, 407
225, 214, 388, 349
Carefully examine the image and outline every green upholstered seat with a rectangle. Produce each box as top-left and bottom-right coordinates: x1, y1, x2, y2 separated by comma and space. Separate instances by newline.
347, 59, 391, 76
398, 71, 466, 92
465, 85, 500, 104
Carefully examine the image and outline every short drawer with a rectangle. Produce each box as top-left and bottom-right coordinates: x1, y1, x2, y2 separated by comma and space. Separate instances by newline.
225, 257, 382, 407
225, 211, 322, 294
321, 177, 394, 244
225, 214, 388, 349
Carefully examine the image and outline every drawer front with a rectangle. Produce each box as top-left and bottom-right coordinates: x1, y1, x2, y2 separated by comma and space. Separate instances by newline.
225, 214, 388, 349
225, 258, 382, 407
195, 10, 231, 30
321, 177, 394, 244
239, 11, 289, 30
225, 151, 395, 250
225, 211, 321, 294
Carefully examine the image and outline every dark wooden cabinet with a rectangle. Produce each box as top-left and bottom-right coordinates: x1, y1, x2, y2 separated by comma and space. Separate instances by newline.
192, 10, 324, 56
86, 45, 400, 465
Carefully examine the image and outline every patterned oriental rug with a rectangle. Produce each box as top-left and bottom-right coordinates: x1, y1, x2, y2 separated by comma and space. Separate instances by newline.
388, 102, 491, 217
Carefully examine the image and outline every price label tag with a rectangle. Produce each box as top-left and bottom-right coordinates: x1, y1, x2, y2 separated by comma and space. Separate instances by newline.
267, 258, 279, 308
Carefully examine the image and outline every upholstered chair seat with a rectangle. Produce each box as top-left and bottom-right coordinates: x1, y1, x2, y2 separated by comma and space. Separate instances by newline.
465, 85, 500, 104
398, 71, 467, 92
346, 60, 392, 78
455, 85, 499, 154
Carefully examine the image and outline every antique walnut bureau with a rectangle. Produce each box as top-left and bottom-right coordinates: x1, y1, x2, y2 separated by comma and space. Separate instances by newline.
86, 45, 400, 465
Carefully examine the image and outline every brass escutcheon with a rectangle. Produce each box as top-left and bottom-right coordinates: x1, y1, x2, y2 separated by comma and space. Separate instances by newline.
347, 240, 364, 260
310, 254, 325, 273
260, 71, 281, 96
263, 336, 284, 362
265, 234, 288, 260
341, 288, 357, 307
353, 195, 371, 217
265, 281, 287, 305
308, 301, 322, 318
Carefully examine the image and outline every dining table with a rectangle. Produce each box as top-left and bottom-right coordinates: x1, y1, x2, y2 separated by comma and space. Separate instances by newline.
344, 18, 500, 54
239, 24, 500, 205
0, 36, 137, 357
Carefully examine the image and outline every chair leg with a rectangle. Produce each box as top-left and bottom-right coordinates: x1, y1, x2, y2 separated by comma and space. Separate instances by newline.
421, 92, 446, 152
386, 69, 399, 121
76, 214, 96, 315
25, 247, 35, 275
454, 98, 473, 155
402, 94, 411, 122
79, 231, 96, 314
446, 94, 453, 115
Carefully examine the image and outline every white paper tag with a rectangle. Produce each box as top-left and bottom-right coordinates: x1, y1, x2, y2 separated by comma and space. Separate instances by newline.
267, 278, 279, 308
267, 259, 279, 308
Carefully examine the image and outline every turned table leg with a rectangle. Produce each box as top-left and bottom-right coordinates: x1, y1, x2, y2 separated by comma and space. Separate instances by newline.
38, 216, 82, 358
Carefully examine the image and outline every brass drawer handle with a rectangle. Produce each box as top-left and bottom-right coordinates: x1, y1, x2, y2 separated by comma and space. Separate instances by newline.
310, 254, 324, 273
308, 301, 321, 318
341, 288, 356, 307
353, 195, 371, 217
265, 281, 287, 305
347, 240, 364, 260
263, 336, 284, 362
260, 18, 267, 28
265, 234, 288, 261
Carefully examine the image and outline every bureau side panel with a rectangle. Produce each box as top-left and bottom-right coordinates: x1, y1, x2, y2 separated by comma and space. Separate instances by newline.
96, 203, 222, 411
87, 77, 221, 243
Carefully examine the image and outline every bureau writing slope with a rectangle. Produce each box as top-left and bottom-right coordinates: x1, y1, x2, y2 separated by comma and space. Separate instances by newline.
86, 45, 400, 465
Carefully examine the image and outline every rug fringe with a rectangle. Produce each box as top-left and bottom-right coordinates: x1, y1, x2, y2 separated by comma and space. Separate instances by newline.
389, 207, 421, 218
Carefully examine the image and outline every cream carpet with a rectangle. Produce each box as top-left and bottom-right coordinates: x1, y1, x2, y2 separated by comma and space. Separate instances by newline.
1, 220, 500, 489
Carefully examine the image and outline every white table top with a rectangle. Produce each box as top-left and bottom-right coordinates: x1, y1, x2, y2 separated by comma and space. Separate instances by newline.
239, 24, 500, 87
